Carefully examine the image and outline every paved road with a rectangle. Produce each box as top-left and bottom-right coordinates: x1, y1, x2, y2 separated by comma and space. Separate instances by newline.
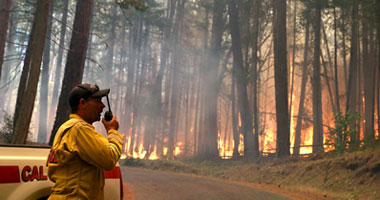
121, 166, 292, 200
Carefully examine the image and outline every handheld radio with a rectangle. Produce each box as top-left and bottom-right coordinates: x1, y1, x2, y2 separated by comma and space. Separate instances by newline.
104, 95, 113, 121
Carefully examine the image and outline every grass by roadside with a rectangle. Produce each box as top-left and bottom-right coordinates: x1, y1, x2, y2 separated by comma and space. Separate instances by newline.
120, 147, 380, 200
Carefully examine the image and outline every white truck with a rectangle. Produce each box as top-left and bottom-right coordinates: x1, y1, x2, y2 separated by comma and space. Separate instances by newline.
0, 143, 123, 200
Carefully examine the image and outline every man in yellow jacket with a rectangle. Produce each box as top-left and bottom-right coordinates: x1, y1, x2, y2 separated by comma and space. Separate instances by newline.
47, 84, 123, 200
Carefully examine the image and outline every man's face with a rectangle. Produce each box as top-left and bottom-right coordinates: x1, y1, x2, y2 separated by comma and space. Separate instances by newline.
82, 97, 105, 123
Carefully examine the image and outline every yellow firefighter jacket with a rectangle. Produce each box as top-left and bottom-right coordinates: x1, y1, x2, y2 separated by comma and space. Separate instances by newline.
47, 114, 123, 200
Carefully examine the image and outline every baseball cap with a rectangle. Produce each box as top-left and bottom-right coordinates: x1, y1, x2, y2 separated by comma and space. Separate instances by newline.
69, 84, 110, 108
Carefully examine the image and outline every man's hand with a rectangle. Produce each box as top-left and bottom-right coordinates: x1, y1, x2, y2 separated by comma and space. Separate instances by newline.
102, 115, 119, 132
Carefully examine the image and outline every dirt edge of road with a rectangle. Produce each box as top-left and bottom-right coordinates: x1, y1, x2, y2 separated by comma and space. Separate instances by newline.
123, 184, 134, 200
123, 167, 330, 200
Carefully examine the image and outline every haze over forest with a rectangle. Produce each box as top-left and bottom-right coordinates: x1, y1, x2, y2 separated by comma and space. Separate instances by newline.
0, 0, 379, 160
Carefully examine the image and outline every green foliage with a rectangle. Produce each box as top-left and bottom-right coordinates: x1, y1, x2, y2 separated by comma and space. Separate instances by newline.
0, 113, 14, 143
361, 128, 380, 149
116, 0, 148, 11
198, 1, 212, 10
140, 6, 167, 27
326, 112, 360, 154
360, 0, 379, 26
0, 112, 35, 144
115, 0, 168, 28
299, 0, 329, 9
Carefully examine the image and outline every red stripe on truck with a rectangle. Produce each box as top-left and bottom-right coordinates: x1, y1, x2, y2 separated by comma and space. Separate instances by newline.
0, 166, 21, 183
104, 166, 121, 179
104, 166, 124, 199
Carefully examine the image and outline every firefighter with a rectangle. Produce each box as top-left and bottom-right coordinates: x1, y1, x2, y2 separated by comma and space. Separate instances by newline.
47, 84, 123, 200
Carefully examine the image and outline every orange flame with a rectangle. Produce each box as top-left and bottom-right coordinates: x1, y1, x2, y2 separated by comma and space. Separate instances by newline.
218, 130, 233, 159
174, 142, 184, 156
300, 126, 313, 154
238, 112, 242, 127
130, 112, 134, 126
238, 134, 244, 156
163, 147, 168, 156
123, 140, 184, 160
148, 145, 159, 160
375, 109, 379, 140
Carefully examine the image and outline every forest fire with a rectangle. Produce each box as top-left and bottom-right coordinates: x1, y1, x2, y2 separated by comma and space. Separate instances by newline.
124, 134, 184, 160
213, 77, 342, 158
375, 113, 379, 140
217, 130, 233, 159
290, 126, 313, 155
2, 0, 379, 168
174, 142, 184, 156
261, 130, 276, 154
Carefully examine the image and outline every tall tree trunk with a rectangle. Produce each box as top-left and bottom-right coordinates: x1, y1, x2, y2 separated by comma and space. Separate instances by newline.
346, 0, 359, 149
376, 0, 380, 141
38, 3, 53, 143
148, 49, 165, 157
148, 0, 176, 157
193, 68, 201, 155
188, 65, 197, 155
184, 67, 190, 155
368, 25, 376, 131
0, 0, 12, 83
273, 0, 290, 157
127, 17, 142, 156
294, 13, 310, 156
162, 62, 171, 155
228, 0, 256, 158
251, 0, 261, 158
321, 52, 335, 113
369, 29, 376, 140
0, 0, 14, 111
362, 14, 375, 139
115, 20, 127, 116
50, 0, 94, 144
83, 22, 94, 84
312, 1, 323, 153
231, 77, 240, 157
103, 4, 117, 89
196, 4, 209, 156
140, 24, 155, 158
125, 21, 139, 156
197, 0, 223, 159
194, 6, 210, 156
333, 5, 340, 113
168, 0, 186, 158
341, 12, 348, 88
12, 0, 50, 144
4, 7, 27, 114
289, 0, 297, 117
50, 0, 69, 127
321, 23, 336, 111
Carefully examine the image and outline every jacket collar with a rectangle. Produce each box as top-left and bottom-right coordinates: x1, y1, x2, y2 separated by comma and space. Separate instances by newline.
69, 114, 94, 128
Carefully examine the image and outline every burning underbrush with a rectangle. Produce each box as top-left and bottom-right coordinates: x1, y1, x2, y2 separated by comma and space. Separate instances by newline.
120, 147, 380, 200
